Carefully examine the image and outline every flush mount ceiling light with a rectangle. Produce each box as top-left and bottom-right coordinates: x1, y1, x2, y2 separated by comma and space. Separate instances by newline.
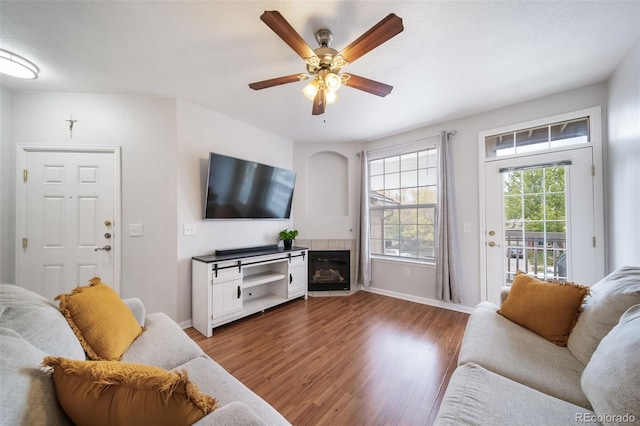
0, 48, 39, 79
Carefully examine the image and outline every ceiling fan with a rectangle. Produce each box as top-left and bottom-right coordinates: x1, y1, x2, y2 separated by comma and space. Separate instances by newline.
248, 11, 404, 116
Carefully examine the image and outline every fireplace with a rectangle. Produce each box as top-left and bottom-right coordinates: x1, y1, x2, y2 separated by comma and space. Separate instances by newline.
308, 250, 350, 291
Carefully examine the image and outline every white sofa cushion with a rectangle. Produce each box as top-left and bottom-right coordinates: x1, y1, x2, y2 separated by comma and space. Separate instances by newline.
178, 355, 290, 425
567, 266, 640, 365
121, 312, 205, 371
581, 304, 640, 425
459, 301, 590, 409
0, 283, 85, 360
435, 363, 596, 426
123, 297, 146, 327
0, 328, 72, 425
194, 401, 266, 426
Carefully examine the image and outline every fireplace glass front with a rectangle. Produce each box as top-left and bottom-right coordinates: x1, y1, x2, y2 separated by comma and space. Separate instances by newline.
308, 250, 350, 291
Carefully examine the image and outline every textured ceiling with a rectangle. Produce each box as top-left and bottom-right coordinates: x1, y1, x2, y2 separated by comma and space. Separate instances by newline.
1, 1, 639, 143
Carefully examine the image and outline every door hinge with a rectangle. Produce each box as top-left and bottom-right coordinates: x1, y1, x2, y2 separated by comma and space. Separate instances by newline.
22, 238, 28, 248
23, 169, 28, 182
593, 236, 596, 247
591, 165, 596, 177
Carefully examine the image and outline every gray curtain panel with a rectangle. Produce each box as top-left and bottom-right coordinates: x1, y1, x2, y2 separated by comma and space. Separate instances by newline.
355, 150, 372, 286
435, 131, 461, 302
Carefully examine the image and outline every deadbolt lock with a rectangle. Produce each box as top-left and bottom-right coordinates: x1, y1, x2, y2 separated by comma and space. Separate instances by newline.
488, 230, 496, 236
104, 232, 112, 239
104, 220, 112, 227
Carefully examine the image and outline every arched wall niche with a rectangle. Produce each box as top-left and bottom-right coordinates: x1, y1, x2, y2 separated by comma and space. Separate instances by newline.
306, 151, 348, 216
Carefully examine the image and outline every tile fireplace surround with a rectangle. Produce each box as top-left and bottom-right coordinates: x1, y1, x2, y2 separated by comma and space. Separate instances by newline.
295, 239, 357, 295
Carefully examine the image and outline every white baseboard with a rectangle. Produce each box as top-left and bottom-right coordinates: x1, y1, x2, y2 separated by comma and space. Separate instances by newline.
183, 287, 473, 328
363, 286, 475, 314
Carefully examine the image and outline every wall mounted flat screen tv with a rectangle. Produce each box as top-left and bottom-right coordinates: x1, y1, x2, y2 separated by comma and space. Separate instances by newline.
204, 152, 296, 219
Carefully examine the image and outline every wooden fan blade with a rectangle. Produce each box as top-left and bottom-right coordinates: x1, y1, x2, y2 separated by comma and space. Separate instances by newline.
249, 74, 301, 90
261, 11, 317, 60
312, 90, 326, 115
339, 13, 403, 64
345, 74, 393, 97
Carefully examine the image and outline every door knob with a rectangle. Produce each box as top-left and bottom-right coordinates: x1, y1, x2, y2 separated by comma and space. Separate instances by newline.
95, 245, 112, 252
488, 241, 501, 247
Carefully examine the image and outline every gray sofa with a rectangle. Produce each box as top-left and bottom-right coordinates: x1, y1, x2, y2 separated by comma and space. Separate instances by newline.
435, 266, 640, 426
0, 283, 290, 425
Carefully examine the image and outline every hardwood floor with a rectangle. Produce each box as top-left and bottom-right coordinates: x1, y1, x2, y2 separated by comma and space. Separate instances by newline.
186, 291, 469, 425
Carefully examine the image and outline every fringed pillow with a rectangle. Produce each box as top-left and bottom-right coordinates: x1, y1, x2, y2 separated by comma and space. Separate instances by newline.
498, 272, 589, 346
55, 277, 143, 360
42, 356, 218, 426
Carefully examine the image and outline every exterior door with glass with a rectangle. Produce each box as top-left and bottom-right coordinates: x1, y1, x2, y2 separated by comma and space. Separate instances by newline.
483, 147, 601, 304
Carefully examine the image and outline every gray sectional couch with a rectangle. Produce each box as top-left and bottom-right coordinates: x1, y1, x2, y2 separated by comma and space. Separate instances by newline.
435, 266, 640, 425
0, 283, 290, 425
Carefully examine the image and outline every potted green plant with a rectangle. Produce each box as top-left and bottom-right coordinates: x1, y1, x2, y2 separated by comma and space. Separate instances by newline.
278, 229, 298, 250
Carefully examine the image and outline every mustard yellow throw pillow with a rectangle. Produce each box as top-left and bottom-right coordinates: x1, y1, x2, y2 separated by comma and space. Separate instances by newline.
56, 277, 143, 360
498, 272, 589, 346
42, 356, 217, 426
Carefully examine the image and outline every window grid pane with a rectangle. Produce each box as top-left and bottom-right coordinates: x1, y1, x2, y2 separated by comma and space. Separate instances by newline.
369, 146, 438, 261
502, 165, 568, 283
485, 117, 590, 158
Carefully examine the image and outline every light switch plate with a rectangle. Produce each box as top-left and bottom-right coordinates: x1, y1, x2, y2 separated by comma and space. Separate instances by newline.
129, 223, 143, 237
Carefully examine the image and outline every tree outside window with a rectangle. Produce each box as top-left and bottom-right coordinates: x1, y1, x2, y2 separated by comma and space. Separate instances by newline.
369, 148, 438, 261
503, 166, 567, 280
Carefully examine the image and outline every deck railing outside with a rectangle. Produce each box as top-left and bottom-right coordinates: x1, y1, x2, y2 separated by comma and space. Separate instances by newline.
504, 230, 567, 283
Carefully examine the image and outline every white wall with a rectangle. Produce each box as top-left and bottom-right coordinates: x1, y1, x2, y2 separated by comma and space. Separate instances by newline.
0, 87, 13, 283
5, 92, 179, 318
307, 152, 349, 217
176, 99, 294, 324
607, 36, 640, 269
362, 83, 608, 309
3, 93, 295, 324
292, 142, 362, 240
4, 55, 635, 324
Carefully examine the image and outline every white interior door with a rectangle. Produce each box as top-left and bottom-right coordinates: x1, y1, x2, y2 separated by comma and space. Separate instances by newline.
483, 147, 600, 304
17, 146, 121, 300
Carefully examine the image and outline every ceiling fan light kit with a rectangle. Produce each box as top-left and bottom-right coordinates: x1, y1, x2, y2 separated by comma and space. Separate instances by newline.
302, 79, 319, 100
324, 72, 342, 92
302, 69, 343, 101
249, 11, 404, 115
0, 48, 39, 79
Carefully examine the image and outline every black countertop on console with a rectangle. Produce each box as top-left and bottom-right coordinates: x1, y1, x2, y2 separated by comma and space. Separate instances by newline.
192, 246, 308, 263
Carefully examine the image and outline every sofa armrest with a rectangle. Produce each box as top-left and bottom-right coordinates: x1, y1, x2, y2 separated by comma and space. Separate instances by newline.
193, 402, 267, 426
123, 298, 146, 327
500, 286, 511, 305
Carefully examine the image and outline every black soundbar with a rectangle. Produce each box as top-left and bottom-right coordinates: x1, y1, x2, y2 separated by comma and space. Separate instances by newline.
214, 244, 280, 256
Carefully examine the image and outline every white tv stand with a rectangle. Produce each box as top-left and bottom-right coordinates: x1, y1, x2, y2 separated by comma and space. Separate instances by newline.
192, 246, 308, 338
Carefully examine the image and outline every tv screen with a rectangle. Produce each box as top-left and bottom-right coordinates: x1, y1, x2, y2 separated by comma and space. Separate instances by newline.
204, 153, 296, 219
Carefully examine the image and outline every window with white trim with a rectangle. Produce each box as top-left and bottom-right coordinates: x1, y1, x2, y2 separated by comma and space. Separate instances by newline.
484, 117, 590, 158
369, 146, 438, 261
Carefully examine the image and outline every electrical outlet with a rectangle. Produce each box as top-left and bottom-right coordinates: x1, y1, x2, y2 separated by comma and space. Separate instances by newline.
404, 268, 411, 277
183, 224, 197, 236
129, 224, 143, 237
